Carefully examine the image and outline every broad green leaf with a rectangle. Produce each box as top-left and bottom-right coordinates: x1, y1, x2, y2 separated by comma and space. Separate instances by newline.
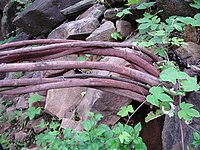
181, 77, 200, 92
116, 12, 124, 18
122, 8, 132, 15
146, 95, 159, 107
190, 0, 200, 9
136, 2, 156, 10
26, 107, 41, 120
138, 23, 150, 30
126, 0, 141, 6
159, 67, 189, 84
81, 120, 93, 131
117, 105, 134, 117
28, 93, 41, 104
178, 102, 200, 121
154, 48, 166, 57
111, 32, 123, 40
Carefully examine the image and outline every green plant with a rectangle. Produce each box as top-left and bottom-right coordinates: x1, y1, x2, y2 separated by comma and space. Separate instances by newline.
25, 93, 42, 120
192, 131, 200, 147
0, 36, 15, 45
111, 32, 123, 40
189, 0, 200, 9
0, 133, 10, 149
35, 112, 146, 150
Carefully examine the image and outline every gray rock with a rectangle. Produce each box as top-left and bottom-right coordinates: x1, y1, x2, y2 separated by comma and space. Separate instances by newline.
116, 20, 132, 39
61, 118, 81, 129
13, 0, 82, 36
15, 131, 28, 142
1, 1, 18, 38
176, 42, 200, 64
61, 0, 96, 16
74, 57, 132, 129
0, 0, 8, 11
29, 117, 47, 133
16, 95, 28, 109
45, 86, 86, 118
156, 0, 200, 20
86, 21, 115, 41
76, 4, 106, 20
48, 18, 100, 40
104, 8, 124, 20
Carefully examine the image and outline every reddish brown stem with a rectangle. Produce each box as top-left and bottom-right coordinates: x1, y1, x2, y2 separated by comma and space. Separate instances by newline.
0, 61, 159, 86
0, 78, 148, 95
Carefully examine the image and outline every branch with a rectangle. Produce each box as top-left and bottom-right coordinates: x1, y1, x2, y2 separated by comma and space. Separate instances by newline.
0, 61, 160, 86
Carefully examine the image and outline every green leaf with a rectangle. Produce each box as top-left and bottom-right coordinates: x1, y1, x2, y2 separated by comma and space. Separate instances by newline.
154, 48, 166, 57
159, 67, 189, 84
49, 121, 60, 130
28, 93, 41, 104
178, 102, 200, 121
117, 105, 134, 117
126, 0, 141, 6
122, 8, 132, 15
136, 2, 156, 10
76, 56, 86, 61
116, 12, 124, 18
111, 32, 123, 40
192, 131, 200, 146
81, 120, 93, 131
147, 87, 173, 107
190, 0, 200, 9
181, 77, 200, 92
26, 107, 41, 120
145, 109, 164, 122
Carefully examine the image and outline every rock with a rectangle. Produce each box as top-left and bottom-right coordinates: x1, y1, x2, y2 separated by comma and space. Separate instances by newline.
156, 0, 200, 20
6, 106, 16, 117
0, 0, 8, 11
86, 21, 115, 41
61, 0, 96, 16
13, 0, 82, 36
104, 8, 124, 20
61, 118, 81, 129
162, 107, 193, 150
176, 42, 200, 64
183, 24, 199, 43
116, 20, 132, 39
1, 1, 18, 38
29, 117, 47, 133
15, 131, 28, 142
16, 94, 29, 109
48, 18, 100, 40
75, 57, 132, 128
76, 4, 106, 20
103, 0, 126, 7
45, 86, 86, 118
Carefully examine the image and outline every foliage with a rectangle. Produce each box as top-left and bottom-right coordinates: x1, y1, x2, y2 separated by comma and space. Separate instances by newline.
35, 112, 147, 150
145, 109, 164, 123
136, 2, 156, 10
192, 132, 200, 147
116, 8, 132, 19
25, 93, 42, 120
0, 133, 10, 149
178, 102, 200, 121
0, 36, 15, 45
117, 105, 134, 117
189, 0, 200, 9
126, 0, 142, 6
111, 32, 123, 40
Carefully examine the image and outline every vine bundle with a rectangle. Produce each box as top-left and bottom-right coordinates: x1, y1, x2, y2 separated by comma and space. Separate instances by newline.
0, 39, 161, 103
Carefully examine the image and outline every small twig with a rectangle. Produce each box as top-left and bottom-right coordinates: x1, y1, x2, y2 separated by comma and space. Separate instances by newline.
126, 100, 147, 125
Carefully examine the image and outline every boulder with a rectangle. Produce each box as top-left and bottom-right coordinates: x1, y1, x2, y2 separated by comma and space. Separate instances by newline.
0, 0, 8, 11
116, 20, 132, 39
86, 21, 115, 41
104, 8, 124, 20
156, 0, 200, 20
45, 87, 86, 118
15, 131, 28, 143
1, 1, 18, 38
13, 0, 82, 36
76, 4, 106, 20
48, 18, 100, 40
176, 42, 200, 64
